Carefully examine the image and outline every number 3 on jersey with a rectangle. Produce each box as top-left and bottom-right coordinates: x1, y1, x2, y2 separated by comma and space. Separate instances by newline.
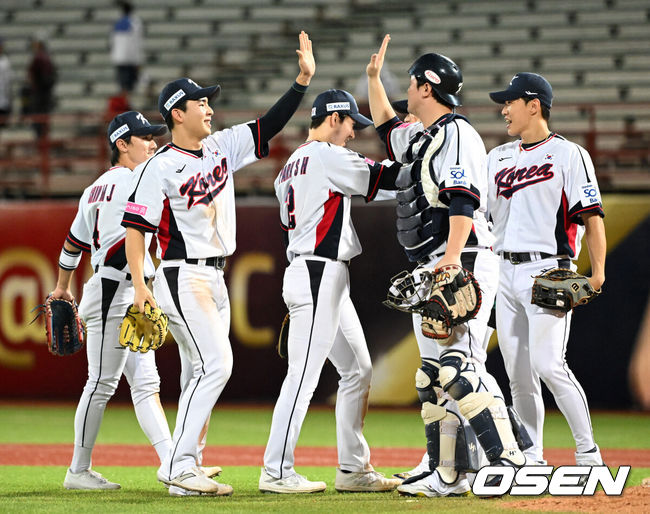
285, 186, 296, 229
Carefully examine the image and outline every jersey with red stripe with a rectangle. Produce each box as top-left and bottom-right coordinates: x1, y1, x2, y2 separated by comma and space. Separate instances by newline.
274, 141, 394, 262
122, 121, 262, 259
486, 133, 604, 258
382, 114, 493, 257
67, 166, 155, 275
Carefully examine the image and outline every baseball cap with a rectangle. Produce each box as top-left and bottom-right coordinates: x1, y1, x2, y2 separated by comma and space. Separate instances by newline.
311, 89, 373, 129
107, 111, 167, 149
489, 72, 553, 109
391, 99, 409, 114
158, 77, 221, 122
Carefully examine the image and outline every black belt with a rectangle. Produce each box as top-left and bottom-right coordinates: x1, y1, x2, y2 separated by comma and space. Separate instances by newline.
185, 257, 226, 270
500, 251, 553, 265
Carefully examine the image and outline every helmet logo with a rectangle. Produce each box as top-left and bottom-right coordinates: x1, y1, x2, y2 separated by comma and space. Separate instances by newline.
456, 82, 463, 94
424, 70, 441, 84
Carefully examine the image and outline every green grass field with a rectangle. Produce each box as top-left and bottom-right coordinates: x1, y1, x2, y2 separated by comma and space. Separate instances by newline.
0, 404, 648, 513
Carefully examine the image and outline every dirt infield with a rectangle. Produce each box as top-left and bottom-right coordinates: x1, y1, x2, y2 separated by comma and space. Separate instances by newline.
1, 444, 649, 468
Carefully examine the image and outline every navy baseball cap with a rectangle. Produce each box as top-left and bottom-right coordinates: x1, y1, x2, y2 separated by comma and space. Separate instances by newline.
311, 89, 373, 129
107, 111, 167, 149
489, 72, 553, 109
158, 77, 221, 122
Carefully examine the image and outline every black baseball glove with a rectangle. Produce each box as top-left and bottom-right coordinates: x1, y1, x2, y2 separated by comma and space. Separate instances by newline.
33, 294, 86, 356
531, 268, 601, 312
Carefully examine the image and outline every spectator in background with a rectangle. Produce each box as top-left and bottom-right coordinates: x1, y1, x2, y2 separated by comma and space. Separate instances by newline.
0, 37, 12, 133
110, 1, 144, 96
25, 33, 57, 139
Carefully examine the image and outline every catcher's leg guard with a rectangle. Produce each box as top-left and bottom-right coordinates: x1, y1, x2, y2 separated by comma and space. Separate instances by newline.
439, 350, 526, 467
413, 359, 465, 484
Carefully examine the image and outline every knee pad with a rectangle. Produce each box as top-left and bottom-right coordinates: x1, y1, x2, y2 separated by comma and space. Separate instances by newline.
415, 358, 440, 404
457, 394, 526, 466
438, 350, 479, 400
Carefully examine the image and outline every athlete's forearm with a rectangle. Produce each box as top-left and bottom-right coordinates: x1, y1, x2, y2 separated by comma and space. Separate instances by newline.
444, 215, 473, 262
583, 212, 606, 289
367, 75, 395, 127
125, 227, 148, 287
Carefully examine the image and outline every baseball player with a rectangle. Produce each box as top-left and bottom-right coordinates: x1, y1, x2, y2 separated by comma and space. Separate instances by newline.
260, 89, 402, 494
366, 35, 528, 497
54, 111, 172, 490
486, 73, 605, 468
122, 31, 315, 496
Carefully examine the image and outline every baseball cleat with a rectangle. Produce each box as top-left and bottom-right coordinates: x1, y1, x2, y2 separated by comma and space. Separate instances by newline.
200, 466, 223, 478
158, 466, 231, 495
63, 468, 121, 490
393, 453, 429, 480
397, 470, 470, 498
335, 468, 401, 492
259, 468, 326, 494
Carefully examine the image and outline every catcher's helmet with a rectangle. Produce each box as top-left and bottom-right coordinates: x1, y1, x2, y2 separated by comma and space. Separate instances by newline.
408, 53, 463, 107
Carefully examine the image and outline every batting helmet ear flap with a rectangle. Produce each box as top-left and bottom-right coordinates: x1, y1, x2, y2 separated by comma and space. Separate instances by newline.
408, 53, 463, 107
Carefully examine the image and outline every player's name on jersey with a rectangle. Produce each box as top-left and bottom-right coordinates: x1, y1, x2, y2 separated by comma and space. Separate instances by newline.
88, 184, 116, 204
278, 156, 310, 184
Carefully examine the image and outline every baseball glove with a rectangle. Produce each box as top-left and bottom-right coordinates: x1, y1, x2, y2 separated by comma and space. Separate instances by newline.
531, 268, 601, 312
277, 313, 290, 359
384, 264, 482, 340
32, 294, 86, 356
119, 302, 169, 353
419, 265, 482, 339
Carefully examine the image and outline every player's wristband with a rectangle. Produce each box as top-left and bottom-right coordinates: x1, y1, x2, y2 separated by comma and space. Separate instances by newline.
59, 247, 82, 271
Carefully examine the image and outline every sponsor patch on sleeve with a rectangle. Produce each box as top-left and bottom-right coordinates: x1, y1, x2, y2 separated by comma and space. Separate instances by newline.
445, 165, 469, 189
580, 183, 601, 206
125, 202, 148, 216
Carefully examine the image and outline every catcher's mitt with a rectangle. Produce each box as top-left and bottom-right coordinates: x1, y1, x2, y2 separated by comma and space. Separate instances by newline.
119, 302, 169, 353
531, 268, 601, 312
277, 313, 290, 359
384, 264, 482, 340
32, 294, 86, 356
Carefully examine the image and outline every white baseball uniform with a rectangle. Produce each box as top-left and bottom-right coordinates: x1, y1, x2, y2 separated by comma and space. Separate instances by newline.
122, 121, 265, 481
65, 165, 171, 474
486, 132, 605, 463
264, 141, 398, 478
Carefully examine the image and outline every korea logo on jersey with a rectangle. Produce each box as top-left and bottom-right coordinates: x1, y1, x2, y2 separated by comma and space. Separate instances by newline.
580, 183, 601, 206
179, 157, 229, 209
447, 165, 469, 188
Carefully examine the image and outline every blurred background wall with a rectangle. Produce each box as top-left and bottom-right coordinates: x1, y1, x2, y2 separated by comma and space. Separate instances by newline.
0, 0, 649, 409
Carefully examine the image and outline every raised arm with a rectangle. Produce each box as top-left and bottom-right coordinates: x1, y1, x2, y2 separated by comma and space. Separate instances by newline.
366, 34, 396, 127
255, 31, 315, 146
